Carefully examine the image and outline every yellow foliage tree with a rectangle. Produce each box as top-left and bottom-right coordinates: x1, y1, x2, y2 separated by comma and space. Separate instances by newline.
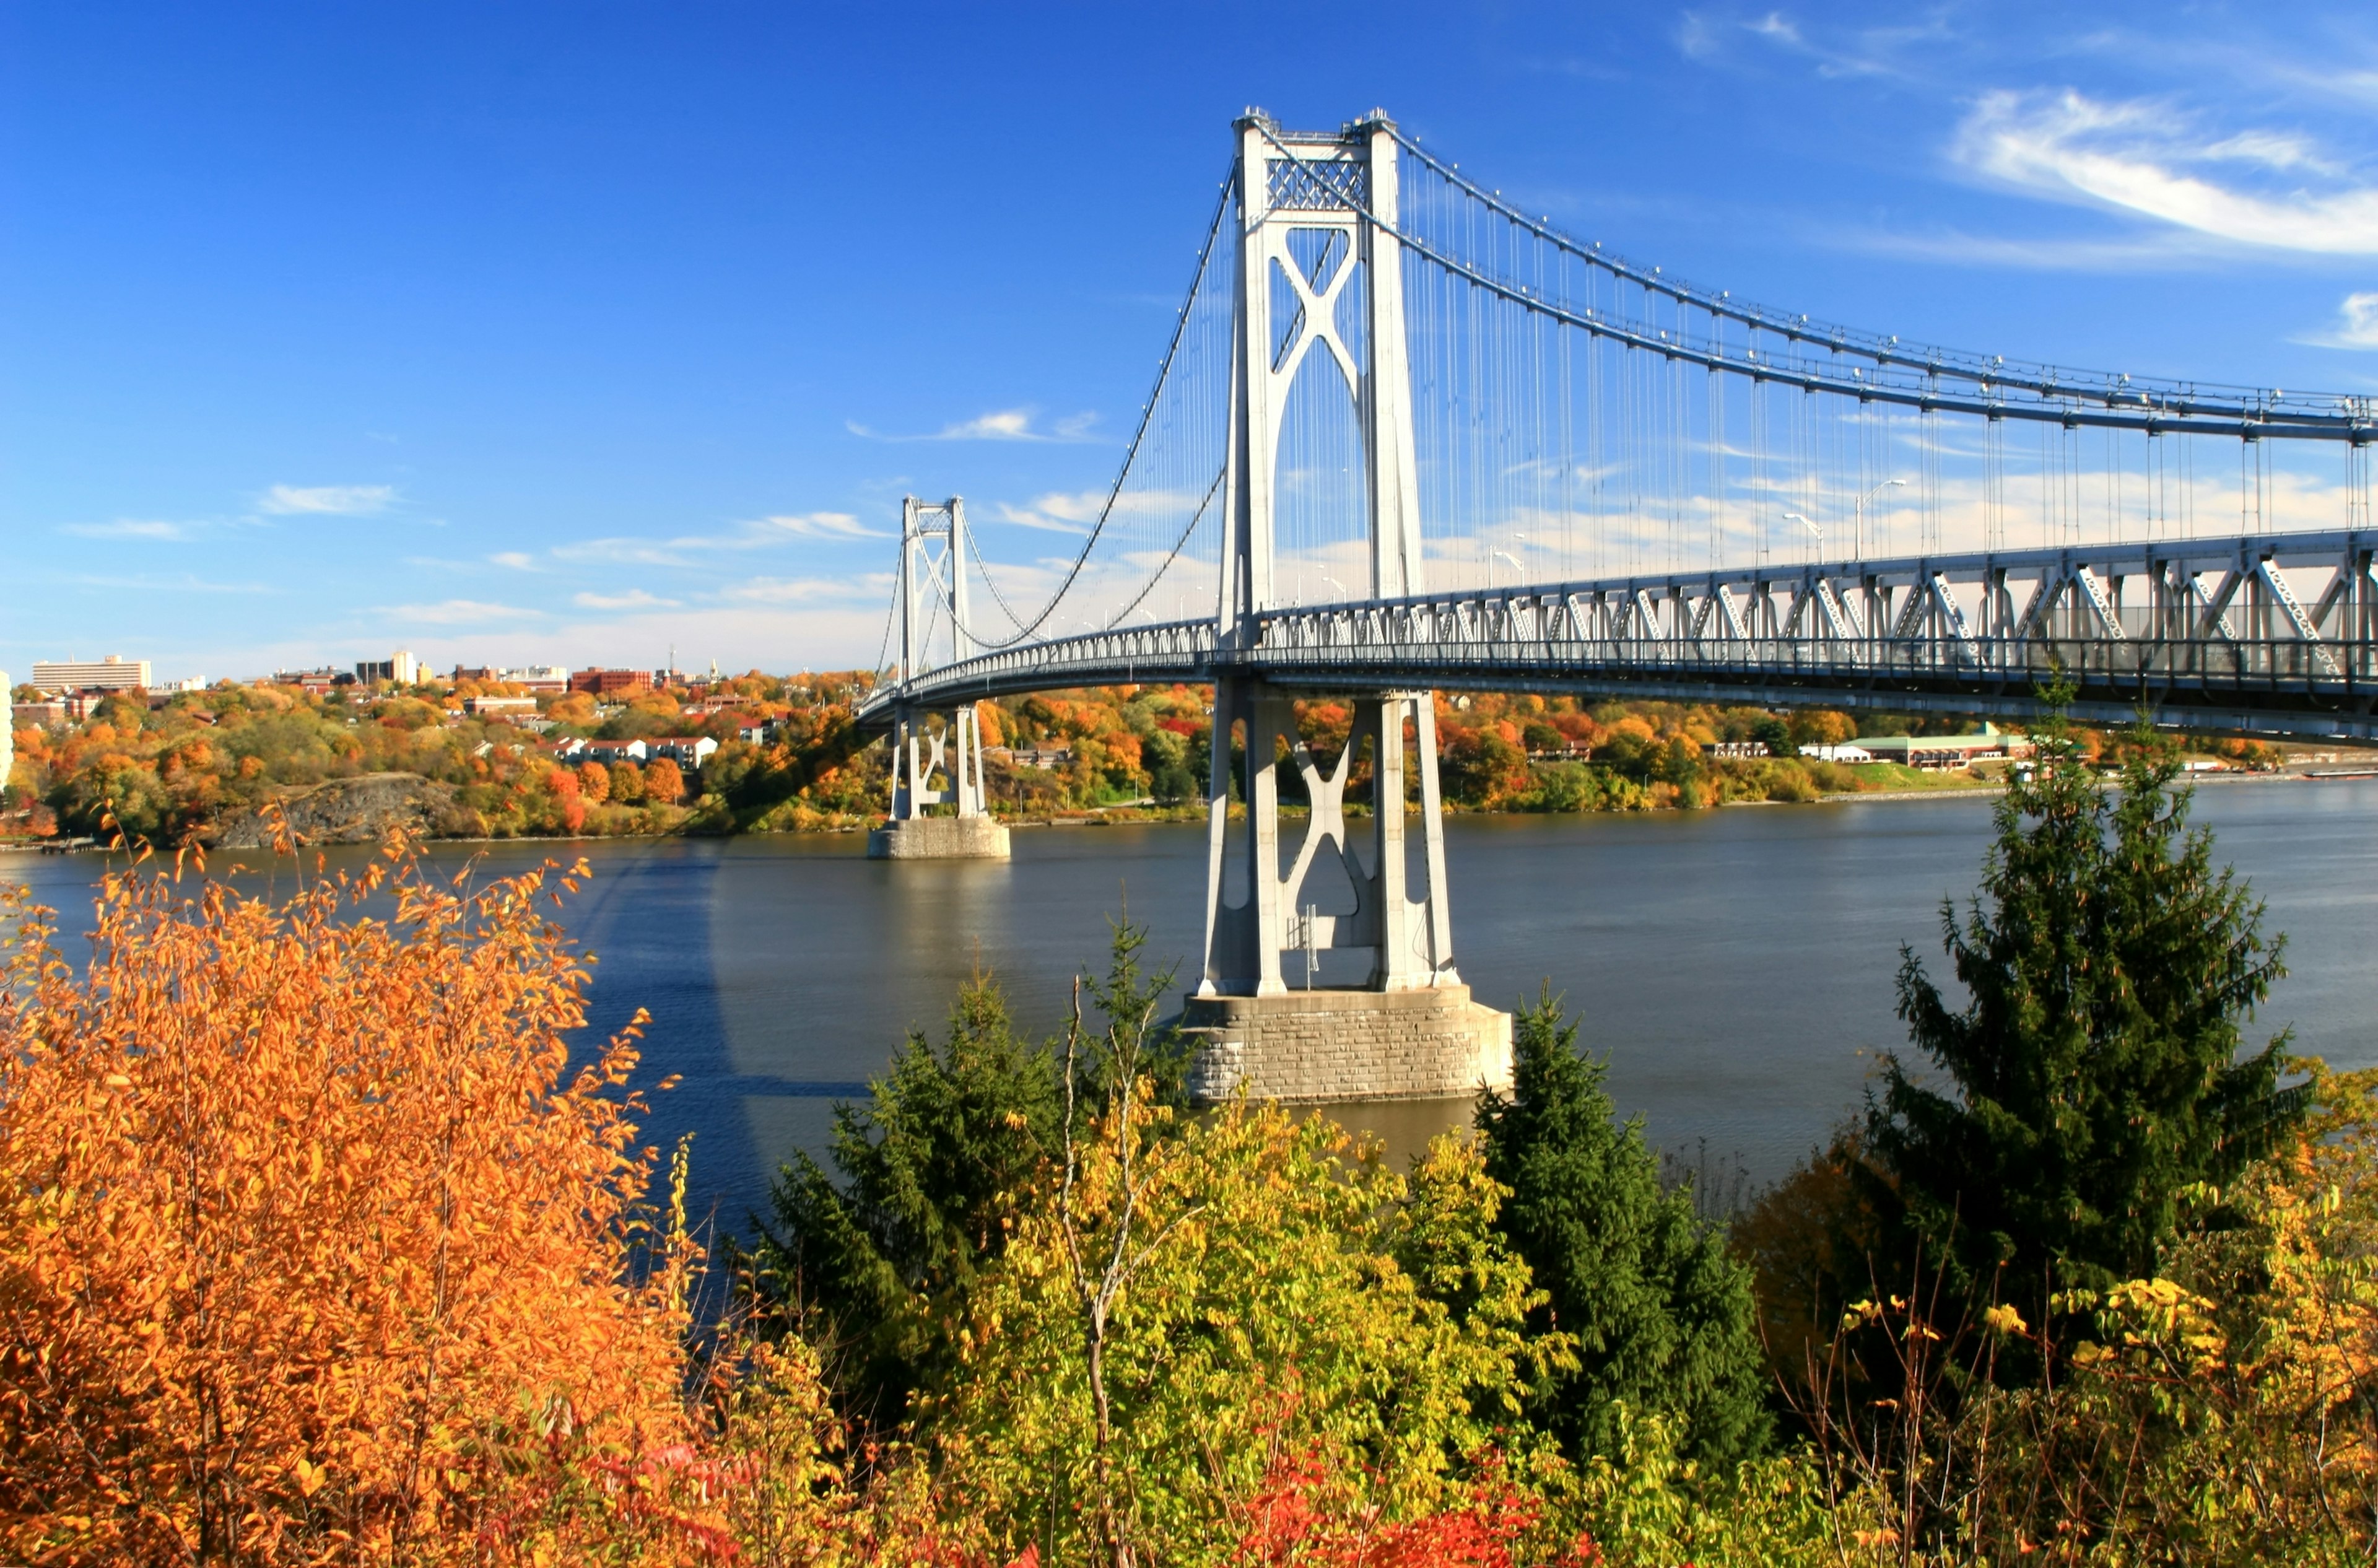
0, 843, 700, 1564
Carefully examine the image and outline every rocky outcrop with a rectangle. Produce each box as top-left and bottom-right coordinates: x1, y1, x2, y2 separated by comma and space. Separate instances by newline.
213, 773, 456, 849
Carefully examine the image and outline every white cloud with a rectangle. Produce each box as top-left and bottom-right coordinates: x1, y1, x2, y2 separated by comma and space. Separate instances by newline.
1951, 89, 2378, 254
1820, 224, 2222, 271
61, 518, 195, 541
258, 483, 398, 515
991, 490, 1105, 535
381, 599, 543, 625
746, 512, 888, 541
847, 408, 1101, 443
489, 551, 538, 570
64, 572, 269, 595
2301, 291, 2378, 349
549, 511, 891, 567
574, 589, 682, 610
720, 576, 879, 604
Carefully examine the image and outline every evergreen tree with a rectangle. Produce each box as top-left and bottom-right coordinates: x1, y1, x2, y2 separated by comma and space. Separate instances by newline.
1871, 700, 2294, 1305
751, 973, 1063, 1429
1476, 989, 1770, 1468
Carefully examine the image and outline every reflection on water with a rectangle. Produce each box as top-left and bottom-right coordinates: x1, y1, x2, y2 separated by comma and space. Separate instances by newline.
7, 778, 2376, 1238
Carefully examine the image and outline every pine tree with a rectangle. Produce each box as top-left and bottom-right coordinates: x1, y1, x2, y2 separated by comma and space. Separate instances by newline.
751, 973, 1063, 1429
1871, 700, 2294, 1307
1476, 989, 1770, 1468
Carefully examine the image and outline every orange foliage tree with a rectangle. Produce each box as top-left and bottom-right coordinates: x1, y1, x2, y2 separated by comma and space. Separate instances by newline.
645, 758, 686, 806
0, 842, 701, 1564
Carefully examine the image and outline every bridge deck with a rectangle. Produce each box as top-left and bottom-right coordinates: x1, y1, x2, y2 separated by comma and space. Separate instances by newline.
859, 529, 2378, 741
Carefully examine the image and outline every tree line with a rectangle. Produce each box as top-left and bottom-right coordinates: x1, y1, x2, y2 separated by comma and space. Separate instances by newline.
11, 670, 2279, 848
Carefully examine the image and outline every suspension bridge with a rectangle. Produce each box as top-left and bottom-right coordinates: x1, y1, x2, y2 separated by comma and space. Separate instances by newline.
856, 108, 2378, 1103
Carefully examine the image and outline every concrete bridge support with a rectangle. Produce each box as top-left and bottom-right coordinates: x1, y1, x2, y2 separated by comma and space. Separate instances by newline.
869, 496, 1011, 861
1185, 681, 1509, 1102
1182, 112, 1509, 1103
868, 702, 1009, 859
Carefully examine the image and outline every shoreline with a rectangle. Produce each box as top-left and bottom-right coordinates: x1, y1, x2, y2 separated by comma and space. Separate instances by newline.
2, 768, 2335, 856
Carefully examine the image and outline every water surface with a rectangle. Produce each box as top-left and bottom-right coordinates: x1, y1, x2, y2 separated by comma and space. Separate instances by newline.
9, 778, 2373, 1234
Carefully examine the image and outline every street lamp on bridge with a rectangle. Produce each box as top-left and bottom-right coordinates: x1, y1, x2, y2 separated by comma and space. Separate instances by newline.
1854, 477, 1907, 557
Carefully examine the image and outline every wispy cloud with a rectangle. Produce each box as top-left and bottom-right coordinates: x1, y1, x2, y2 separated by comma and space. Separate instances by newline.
1678, 6, 1948, 81
747, 512, 889, 540
574, 589, 681, 610
381, 599, 543, 625
61, 518, 197, 541
847, 408, 1100, 443
1950, 89, 2378, 254
2301, 291, 2378, 349
1818, 224, 2223, 271
720, 575, 882, 604
67, 572, 271, 595
259, 483, 398, 515
990, 490, 1104, 535
550, 512, 889, 568
488, 551, 539, 570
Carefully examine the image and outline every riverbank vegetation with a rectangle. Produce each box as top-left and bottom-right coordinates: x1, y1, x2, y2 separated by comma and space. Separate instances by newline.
4, 710, 2369, 1563
6, 671, 2283, 848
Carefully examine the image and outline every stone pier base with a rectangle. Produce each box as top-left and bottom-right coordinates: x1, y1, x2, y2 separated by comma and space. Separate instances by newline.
1177, 986, 1513, 1105
865, 816, 1011, 860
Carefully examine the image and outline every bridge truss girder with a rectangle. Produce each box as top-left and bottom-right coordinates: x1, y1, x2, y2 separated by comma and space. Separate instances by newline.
856, 526, 2378, 743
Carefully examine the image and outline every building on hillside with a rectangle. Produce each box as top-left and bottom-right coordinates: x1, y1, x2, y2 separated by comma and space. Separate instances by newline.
1855, 726, 2034, 770
988, 744, 1073, 770
499, 665, 571, 694
354, 650, 421, 686
464, 695, 541, 717
31, 655, 150, 694
11, 699, 66, 727
647, 736, 718, 771
1799, 743, 1875, 763
451, 666, 494, 683
570, 668, 649, 696
737, 720, 777, 744
271, 666, 351, 695
555, 738, 650, 766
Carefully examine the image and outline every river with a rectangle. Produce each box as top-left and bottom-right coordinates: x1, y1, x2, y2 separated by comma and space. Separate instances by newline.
8, 777, 2376, 1236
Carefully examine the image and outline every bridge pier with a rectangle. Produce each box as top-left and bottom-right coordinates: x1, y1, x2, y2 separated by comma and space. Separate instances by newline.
1186, 682, 1510, 1104
867, 497, 1012, 861
868, 703, 1010, 860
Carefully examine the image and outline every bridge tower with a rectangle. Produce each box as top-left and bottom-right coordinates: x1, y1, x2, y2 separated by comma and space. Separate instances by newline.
1182, 111, 1511, 1104
868, 496, 1011, 860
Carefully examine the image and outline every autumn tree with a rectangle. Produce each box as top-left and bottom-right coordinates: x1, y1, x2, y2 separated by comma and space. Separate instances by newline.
0, 844, 700, 1564
578, 759, 611, 803
1786, 708, 1857, 748
645, 757, 686, 805
929, 1105, 1566, 1566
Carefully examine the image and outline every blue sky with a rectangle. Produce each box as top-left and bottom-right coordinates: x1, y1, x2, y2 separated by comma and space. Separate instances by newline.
9, 2, 2378, 682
